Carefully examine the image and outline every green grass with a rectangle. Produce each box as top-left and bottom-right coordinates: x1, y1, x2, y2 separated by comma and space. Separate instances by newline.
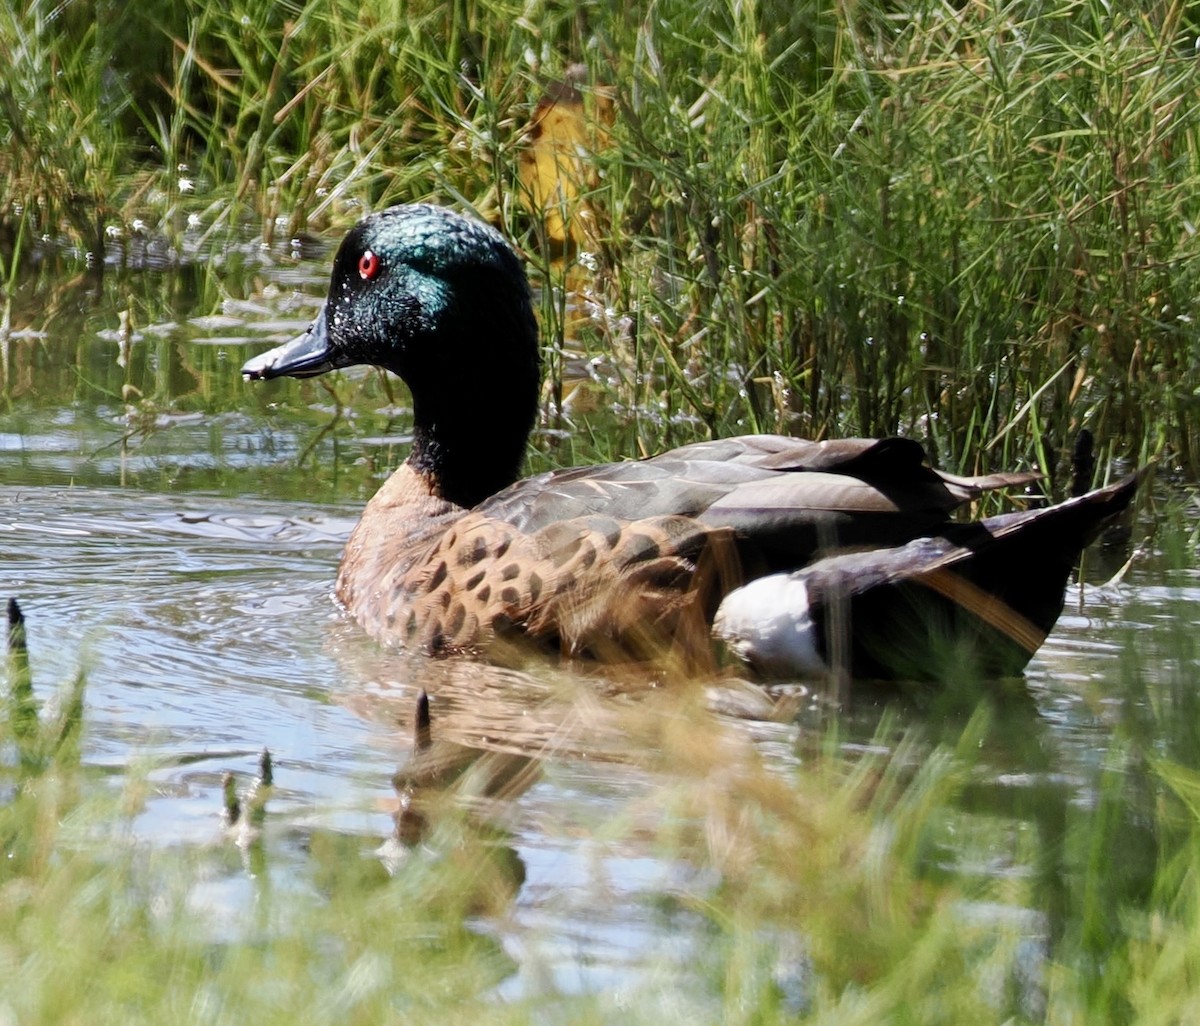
1, 0, 1197, 477
0, 661, 1189, 1023
6, 576, 1200, 1024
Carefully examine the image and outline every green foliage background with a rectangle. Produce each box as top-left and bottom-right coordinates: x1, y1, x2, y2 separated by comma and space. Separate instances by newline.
2, 0, 1197, 476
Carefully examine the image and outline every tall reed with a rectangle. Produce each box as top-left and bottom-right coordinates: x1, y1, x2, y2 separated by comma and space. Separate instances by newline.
1, 0, 1196, 470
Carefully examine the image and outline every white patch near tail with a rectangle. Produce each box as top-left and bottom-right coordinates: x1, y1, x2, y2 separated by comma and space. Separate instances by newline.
713, 574, 828, 678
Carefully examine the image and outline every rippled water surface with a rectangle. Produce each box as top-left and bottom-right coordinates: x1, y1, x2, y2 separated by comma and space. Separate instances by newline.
0, 256, 1191, 1006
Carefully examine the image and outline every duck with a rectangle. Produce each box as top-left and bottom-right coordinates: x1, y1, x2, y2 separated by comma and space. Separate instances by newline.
243, 203, 1141, 681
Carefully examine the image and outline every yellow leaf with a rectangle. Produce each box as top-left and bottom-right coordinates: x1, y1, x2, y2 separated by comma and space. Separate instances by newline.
518, 69, 609, 249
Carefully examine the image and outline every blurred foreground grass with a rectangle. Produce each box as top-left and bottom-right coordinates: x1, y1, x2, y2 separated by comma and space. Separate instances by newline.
6, 575, 1200, 1024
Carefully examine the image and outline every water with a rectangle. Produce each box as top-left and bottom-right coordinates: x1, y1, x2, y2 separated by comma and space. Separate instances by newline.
0, 253, 1188, 1008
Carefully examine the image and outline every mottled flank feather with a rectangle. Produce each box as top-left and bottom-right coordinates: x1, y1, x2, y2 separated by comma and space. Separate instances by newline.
336, 465, 735, 663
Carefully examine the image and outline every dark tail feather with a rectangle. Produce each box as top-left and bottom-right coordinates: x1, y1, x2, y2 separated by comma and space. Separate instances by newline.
1071, 429, 1097, 497
803, 470, 1144, 680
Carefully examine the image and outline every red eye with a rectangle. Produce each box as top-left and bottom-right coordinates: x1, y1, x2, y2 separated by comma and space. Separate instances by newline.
358, 250, 380, 280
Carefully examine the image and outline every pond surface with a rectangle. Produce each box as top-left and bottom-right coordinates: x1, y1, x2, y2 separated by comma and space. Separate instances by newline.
0, 250, 1192, 1011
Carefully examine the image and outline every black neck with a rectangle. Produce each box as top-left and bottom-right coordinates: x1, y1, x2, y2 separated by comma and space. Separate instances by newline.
397, 265, 540, 510
407, 387, 536, 509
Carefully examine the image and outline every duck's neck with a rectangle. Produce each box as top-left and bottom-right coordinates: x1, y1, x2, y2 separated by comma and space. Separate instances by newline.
398, 267, 541, 511
407, 385, 536, 510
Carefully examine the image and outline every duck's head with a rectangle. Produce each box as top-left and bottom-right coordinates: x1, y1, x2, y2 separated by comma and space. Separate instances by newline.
243, 204, 542, 507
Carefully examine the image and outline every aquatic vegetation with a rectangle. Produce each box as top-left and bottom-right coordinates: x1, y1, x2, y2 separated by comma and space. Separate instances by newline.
4, 598, 84, 779
0, 0, 1196, 467
5, 592, 1200, 1021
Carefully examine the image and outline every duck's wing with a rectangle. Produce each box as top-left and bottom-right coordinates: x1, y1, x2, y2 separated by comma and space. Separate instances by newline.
715, 470, 1143, 679
483, 435, 1038, 568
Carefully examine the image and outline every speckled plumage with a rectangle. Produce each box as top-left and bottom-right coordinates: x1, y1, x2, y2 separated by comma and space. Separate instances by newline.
337, 460, 727, 661
244, 204, 1141, 679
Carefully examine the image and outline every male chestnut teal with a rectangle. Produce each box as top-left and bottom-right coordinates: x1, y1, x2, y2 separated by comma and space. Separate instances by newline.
243, 204, 1140, 680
